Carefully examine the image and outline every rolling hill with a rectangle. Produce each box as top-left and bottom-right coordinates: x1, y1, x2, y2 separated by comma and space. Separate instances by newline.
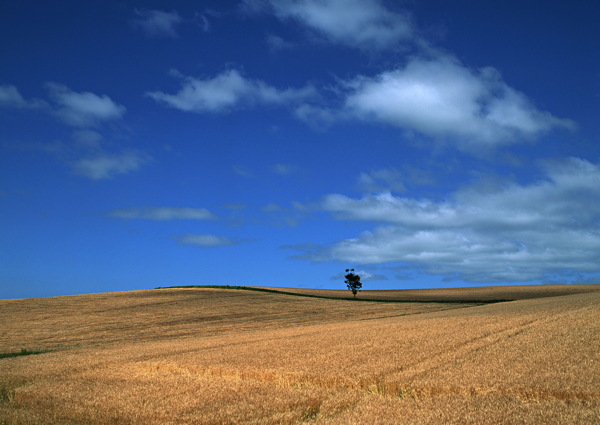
1, 285, 599, 424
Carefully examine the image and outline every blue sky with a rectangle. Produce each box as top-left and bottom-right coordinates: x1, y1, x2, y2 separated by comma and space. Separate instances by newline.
1, 0, 599, 299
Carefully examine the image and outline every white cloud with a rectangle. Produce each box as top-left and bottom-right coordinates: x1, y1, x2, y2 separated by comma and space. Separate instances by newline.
304, 157, 600, 283
175, 234, 235, 247
133, 9, 182, 38
1, 83, 148, 180
271, 163, 295, 176
245, 0, 413, 49
241, 2, 572, 150
294, 103, 337, 129
262, 203, 284, 212
147, 69, 315, 113
357, 168, 406, 193
233, 165, 254, 177
344, 55, 574, 149
71, 151, 149, 180
331, 269, 387, 281
266, 34, 294, 51
71, 129, 103, 149
0, 84, 29, 108
0, 84, 44, 109
46, 83, 126, 127
195, 13, 211, 32
109, 207, 216, 220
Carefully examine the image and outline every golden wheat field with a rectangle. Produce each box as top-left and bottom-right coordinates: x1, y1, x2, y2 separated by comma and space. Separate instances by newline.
1, 285, 599, 425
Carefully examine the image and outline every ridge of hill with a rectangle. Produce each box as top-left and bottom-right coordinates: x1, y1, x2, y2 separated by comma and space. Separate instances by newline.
254, 283, 600, 301
158, 283, 600, 302
155, 285, 512, 303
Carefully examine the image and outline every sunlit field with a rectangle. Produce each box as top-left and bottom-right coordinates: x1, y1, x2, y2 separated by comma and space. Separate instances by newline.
1, 285, 599, 424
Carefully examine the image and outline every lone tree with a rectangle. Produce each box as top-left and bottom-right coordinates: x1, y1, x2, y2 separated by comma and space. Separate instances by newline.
344, 268, 362, 298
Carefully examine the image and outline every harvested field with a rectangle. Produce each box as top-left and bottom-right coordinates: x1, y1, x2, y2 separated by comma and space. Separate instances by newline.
1, 285, 599, 424
257, 283, 600, 301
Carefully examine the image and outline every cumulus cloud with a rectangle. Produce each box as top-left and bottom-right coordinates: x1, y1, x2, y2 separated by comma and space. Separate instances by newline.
357, 168, 406, 193
1, 83, 149, 180
46, 83, 126, 127
343, 55, 574, 149
244, 0, 413, 49
147, 69, 315, 113
0, 84, 26, 107
0, 84, 44, 109
132, 9, 183, 38
302, 157, 600, 283
71, 151, 149, 180
331, 269, 388, 281
293, 54, 574, 149
71, 129, 103, 149
266, 34, 294, 51
109, 207, 216, 220
240, 2, 572, 150
293, 103, 337, 129
175, 234, 236, 247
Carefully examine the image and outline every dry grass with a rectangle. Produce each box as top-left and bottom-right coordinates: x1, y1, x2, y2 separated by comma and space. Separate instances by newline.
257, 283, 600, 301
1, 285, 599, 424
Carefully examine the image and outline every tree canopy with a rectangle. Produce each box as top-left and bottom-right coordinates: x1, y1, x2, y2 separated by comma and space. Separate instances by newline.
344, 268, 362, 298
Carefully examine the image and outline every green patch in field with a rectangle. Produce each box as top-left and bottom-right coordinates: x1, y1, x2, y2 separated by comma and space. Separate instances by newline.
0, 348, 53, 360
0, 385, 15, 402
